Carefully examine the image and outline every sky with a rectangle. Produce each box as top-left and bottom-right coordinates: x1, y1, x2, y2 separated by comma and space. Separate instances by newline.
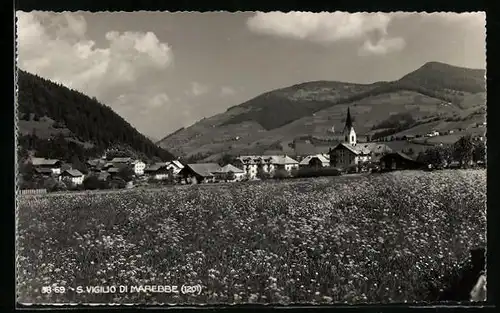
16, 11, 486, 140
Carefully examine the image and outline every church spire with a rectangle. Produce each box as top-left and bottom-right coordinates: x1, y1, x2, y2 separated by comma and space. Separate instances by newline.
345, 107, 353, 130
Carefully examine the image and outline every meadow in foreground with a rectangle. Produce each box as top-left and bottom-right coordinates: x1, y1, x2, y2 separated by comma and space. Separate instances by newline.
17, 170, 486, 304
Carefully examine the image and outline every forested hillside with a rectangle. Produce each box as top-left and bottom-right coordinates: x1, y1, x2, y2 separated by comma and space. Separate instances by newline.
158, 62, 486, 161
17, 70, 175, 162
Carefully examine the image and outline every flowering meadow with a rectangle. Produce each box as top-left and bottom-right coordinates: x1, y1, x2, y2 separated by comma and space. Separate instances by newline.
17, 169, 486, 304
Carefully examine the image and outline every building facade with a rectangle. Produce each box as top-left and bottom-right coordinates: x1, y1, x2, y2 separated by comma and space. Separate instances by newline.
237, 155, 299, 179
132, 160, 146, 175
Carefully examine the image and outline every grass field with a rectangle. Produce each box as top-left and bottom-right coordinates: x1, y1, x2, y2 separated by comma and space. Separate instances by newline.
17, 170, 486, 305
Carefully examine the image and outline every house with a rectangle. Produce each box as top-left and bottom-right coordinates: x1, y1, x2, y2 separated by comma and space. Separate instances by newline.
166, 160, 184, 175
144, 163, 171, 180
31, 157, 62, 175
380, 152, 424, 171
131, 160, 146, 175
178, 163, 221, 184
34, 167, 54, 177
426, 130, 440, 137
329, 142, 371, 168
61, 169, 84, 185
237, 155, 299, 179
299, 154, 330, 168
213, 164, 246, 182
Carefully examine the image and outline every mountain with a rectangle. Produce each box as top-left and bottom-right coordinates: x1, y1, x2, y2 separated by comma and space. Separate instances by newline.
17, 70, 175, 162
158, 62, 486, 162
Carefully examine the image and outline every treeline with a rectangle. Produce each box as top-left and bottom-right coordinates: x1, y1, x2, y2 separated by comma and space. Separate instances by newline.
17, 70, 175, 161
416, 135, 485, 168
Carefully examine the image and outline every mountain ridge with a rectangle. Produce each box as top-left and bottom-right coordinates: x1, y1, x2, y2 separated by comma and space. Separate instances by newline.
157, 61, 486, 162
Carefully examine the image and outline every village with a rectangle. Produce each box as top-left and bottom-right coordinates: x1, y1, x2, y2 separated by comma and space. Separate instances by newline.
19, 107, 486, 194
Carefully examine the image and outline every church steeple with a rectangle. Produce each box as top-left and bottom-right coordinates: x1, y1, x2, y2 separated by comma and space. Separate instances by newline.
345, 107, 353, 130
342, 107, 356, 146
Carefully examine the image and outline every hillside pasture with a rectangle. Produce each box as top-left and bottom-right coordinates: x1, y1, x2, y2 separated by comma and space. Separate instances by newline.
17, 170, 486, 305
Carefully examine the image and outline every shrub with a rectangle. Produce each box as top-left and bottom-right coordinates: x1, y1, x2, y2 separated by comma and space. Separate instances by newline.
294, 167, 342, 178
273, 168, 290, 179
83, 175, 101, 190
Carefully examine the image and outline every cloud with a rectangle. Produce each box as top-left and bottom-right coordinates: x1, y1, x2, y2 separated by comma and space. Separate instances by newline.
247, 12, 391, 42
16, 11, 173, 101
358, 36, 406, 56
246, 12, 406, 56
187, 82, 209, 97
422, 12, 486, 27
220, 86, 236, 96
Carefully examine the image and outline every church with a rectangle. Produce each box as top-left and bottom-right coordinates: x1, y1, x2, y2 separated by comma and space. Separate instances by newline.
328, 107, 392, 169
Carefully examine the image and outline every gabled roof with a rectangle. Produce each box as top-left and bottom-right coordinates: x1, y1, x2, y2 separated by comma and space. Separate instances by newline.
216, 164, 245, 174
110, 157, 132, 163
170, 160, 184, 169
107, 167, 121, 173
186, 163, 221, 177
62, 169, 83, 177
31, 157, 61, 166
34, 167, 53, 174
131, 160, 145, 165
332, 142, 364, 155
381, 152, 418, 162
87, 159, 106, 167
145, 163, 168, 172
299, 154, 330, 165
357, 143, 393, 154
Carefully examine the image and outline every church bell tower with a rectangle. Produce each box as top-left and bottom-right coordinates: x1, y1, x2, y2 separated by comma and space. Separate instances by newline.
342, 107, 356, 146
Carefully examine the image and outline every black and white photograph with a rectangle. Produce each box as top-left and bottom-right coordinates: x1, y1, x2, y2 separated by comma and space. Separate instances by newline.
15, 11, 487, 305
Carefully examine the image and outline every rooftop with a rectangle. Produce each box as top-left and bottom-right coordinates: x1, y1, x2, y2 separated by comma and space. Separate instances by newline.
62, 169, 83, 177
31, 157, 61, 166
186, 163, 221, 177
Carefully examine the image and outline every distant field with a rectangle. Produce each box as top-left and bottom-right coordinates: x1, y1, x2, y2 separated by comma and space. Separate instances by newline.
17, 170, 486, 304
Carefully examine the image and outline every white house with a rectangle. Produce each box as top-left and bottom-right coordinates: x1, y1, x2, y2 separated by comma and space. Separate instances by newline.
61, 169, 84, 185
131, 160, 146, 175
237, 155, 299, 179
213, 164, 246, 182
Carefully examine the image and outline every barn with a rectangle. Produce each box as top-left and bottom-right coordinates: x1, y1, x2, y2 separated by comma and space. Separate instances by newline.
380, 152, 424, 171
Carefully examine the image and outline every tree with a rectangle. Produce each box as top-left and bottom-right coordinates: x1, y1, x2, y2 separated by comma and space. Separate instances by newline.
274, 168, 290, 179
225, 170, 235, 182
19, 161, 34, 181
43, 177, 59, 192
256, 166, 270, 180
151, 156, 162, 163
71, 155, 88, 174
83, 175, 101, 190
473, 142, 486, 163
418, 146, 452, 169
453, 136, 474, 168
117, 166, 135, 182
219, 154, 235, 167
